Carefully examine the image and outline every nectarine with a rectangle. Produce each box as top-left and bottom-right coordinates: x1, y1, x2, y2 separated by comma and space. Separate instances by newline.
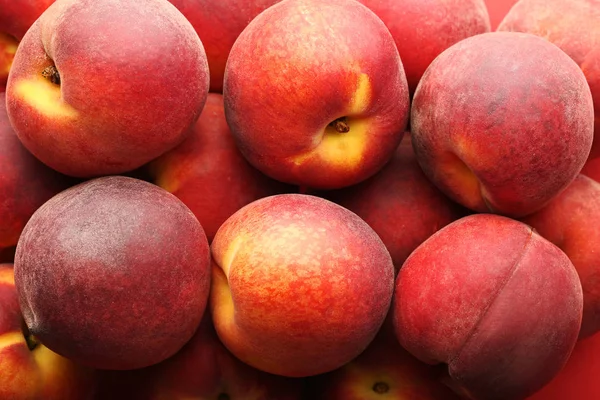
14, 176, 211, 370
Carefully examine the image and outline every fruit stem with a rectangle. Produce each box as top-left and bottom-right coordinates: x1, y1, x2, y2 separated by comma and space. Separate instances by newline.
372, 381, 389, 394
329, 117, 350, 133
42, 65, 61, 85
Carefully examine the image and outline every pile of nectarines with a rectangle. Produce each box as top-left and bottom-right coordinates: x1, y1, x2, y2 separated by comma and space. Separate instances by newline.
1, 0, 600, 399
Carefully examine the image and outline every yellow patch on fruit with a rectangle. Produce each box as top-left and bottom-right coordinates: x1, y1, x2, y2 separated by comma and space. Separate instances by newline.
220, 236, 245, 277
442, 150, 484, 211
0, 268, 15, 286
291, 118, 369, 169
210, 265, 236, 328
348, 73, 371, 114
0, 33, 18, 74
290, 72, 371, 169
0, 51, 17, 76
0, 331, 24, 349
154, 171, 180, 195
321, 118, 368, 166
34, 344, 75, 380
12, 77, 78, 119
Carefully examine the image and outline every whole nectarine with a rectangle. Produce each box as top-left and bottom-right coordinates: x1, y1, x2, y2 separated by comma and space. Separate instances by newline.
394, 214, 583, 400
14, 176, 211, 370
223, 0, 410, 189
211, 194, 395, 377
6, 0, 209, 177
411, 32, 594, 217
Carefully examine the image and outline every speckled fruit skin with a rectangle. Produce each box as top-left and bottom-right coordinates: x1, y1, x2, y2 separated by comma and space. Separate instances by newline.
6, 0, 209, 177
167, 0, 281, 93
358, 0, 491, 94
0, 264, 97, 400
411, 31, 594, 218
149, 93, 293, 243
497, 0, 600, 161
394, 214, 583, 400
210, 193, 395, 377
521, 174, 600, 339
323, 135, 468, 272
308, 315, 461, 400
484, 0, 518, 30
14, 176, 211, 370
223, 0, 409, 190
0, 92, 72, 250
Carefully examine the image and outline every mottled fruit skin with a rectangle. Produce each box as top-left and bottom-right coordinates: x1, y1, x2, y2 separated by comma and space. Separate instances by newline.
308, 313, 460, 400
484, 0, 518, 30
323, 135, 468, 271
6, 0, 209, 177
0, 264, 97, 399
14, 176, 211, 370
358, 0, 491, 94
0, 33, 18, 91
149, 93, 293, 243
394, 214, 583, 400
498, 0, 600, 160
521, 175, 600, 339
411, 31, 594, 218
0, 0, 55, 40
167, 0, 281, 92
224, 0, 409, 190
140, 314, 305, 400
211, 194, 395, 377
0, 92, 72, 249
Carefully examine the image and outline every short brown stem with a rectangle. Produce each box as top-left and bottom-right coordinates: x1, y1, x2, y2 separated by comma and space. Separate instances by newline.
42, 65, 61, 85
329, 117, 350, 133
372, 381, 389, 394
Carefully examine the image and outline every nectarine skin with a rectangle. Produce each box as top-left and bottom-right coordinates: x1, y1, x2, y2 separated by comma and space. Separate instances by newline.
0, 32, 18, 91
167, 0, 281, 92
358, 0, 491, 94
140, 314, 305, 400
485, 0, 518, 30
224, 0, 409, 190
323, 134, 468, 271
211, 194, 395, 377
526, 332, 600, 400
0, 264, 96, 399
309, 312, 460, 400
521, 174, 600, 339
394, 214, 583, 400
0, 0, 55, 40
411, 32, 594, 218
14, 176, 211, 370
0, 92, 72, 249
6, 0, 209, 177
498, 0, 600, 160
149, 93, 293, 243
